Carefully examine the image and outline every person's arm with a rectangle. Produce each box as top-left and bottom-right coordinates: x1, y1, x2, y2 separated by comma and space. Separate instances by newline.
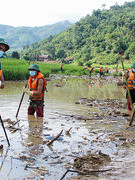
23, 78, 44, 96
0, 72, 4, 89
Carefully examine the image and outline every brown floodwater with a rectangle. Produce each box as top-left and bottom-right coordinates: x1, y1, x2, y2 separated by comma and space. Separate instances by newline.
0, 78, 134, 180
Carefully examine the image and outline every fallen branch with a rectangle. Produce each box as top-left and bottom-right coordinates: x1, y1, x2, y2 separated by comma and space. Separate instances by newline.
12, 156, 35, 162
46, 130, 63, 146
13, 119, 20, 125
129, 105, 135, 126
0, 147, 9, 171
60, 168, 112, 180
48, 161, 66, 164
65, 127, 72, 135
67, 154, 83, 159
25, 165, 48, 172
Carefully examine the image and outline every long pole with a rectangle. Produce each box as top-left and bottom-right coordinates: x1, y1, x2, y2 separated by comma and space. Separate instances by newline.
0, 115, 10, 146
16, 83, 27, 118
0, 60, 10, 146
129, 107, 135, 126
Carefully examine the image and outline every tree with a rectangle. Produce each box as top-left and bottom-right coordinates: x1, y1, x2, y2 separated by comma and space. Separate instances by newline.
56, 49, 66, 59
19, 1, 135, 65
46, 45, 55, 57
12, 51, 20, 59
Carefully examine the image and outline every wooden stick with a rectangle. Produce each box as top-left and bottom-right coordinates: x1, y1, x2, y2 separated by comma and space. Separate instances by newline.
0, 147, 9, 171
65, 127, 72, 135
46, 130, 63, 146
25, 165, 48, 171
60, 168, 112, 180
16, 83, 27, 118
0, 115, 10, 146
13, 119, 20, 125
129, 105, 135, 126
120, 55, 125, 73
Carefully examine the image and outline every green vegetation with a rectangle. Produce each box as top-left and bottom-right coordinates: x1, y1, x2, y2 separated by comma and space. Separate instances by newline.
1, 58, 29, 80
0, 58, 132, 81
0, 58, 85, 80
1, 58, 92, 80
20, 1, 135, 66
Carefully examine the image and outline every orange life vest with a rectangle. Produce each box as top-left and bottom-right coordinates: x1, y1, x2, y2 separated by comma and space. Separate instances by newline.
90, 67, 93, 72
0, 70, 2, 77
127, 69, 135, 89
99, 68, 103, 72
28, 72, 47, 100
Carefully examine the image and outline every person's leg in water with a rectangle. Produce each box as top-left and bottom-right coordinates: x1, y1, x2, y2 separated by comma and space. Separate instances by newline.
126, 90, 135, 112
127, 95, 131, 111
36, 105, 44, 117
28, 106, 35, 115
28, 101, 36, 115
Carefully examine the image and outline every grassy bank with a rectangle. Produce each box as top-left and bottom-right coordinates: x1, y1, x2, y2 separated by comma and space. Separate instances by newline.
0, 58, 132, 80
1, 58, 85, 80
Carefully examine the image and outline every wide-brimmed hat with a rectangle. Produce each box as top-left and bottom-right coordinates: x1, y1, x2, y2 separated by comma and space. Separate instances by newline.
0, 38, 10, 51
28, 64, 40, 71
131, 62, 135, 68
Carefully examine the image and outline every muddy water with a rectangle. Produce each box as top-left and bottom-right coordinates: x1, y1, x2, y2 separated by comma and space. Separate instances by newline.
0, 78, 134, 180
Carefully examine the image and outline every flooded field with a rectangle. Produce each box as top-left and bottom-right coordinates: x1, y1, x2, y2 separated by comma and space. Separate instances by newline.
0, 76, 135, 180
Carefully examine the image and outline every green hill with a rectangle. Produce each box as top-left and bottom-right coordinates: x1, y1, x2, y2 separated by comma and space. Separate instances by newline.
0, 20, 71, 50
20, 1, 135, 65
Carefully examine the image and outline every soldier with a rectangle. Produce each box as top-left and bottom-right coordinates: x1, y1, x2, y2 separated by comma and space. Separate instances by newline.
60, 63, 63, 71
89, 67, 94, 77
23, 64, 47, 117
99, 67, 104, 78
123, 62, 135, 111
0, 38, 10, 88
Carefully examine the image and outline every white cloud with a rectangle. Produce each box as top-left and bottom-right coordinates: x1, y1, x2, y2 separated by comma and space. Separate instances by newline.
0, 0, 133, 27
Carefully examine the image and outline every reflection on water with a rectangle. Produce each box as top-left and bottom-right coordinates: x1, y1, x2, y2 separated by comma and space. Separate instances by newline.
28, 116, 43, 142
0, 79, 125, 117
22, 115, 45, 159
0, 79, 126, 179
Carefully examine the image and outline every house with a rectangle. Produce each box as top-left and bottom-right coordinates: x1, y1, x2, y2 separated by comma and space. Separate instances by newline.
38, 54, 54, 62
62, 57, 73, 64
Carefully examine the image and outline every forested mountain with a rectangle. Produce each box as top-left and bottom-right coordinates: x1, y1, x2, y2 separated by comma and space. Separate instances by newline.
21, 1, 135, 65
0, 20, 71, 49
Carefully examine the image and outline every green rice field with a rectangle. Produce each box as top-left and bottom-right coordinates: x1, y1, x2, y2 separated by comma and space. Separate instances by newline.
0, 58, 132, 80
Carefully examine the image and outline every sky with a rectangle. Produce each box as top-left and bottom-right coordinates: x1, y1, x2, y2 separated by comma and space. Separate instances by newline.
0, 0, 134, 27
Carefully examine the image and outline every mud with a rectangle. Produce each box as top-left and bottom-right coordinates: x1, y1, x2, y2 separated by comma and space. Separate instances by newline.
0, 76, 135, 180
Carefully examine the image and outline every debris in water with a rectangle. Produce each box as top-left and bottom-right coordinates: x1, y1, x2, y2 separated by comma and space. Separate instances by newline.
0, 144, 3, 150
73, 150, 111, 170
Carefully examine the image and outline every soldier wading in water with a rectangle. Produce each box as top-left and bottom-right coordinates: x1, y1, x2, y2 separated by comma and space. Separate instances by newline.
0, 38, 10, 88
23, 64, 47, 117
123, 62, 135, 112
